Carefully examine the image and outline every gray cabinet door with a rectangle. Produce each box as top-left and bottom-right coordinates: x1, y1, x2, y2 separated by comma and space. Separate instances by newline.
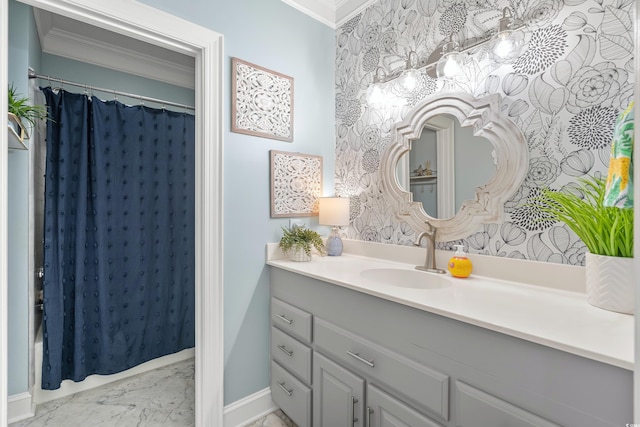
455, 381, 561, 427
314, 352, 365, 427
367, 384, 443, 427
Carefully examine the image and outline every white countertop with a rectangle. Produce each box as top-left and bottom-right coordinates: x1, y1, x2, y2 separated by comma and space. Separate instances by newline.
267, 250, 634, 370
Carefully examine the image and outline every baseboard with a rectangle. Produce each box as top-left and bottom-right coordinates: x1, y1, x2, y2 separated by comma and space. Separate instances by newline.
7, 392, 35, 424
224, 387, 278, 427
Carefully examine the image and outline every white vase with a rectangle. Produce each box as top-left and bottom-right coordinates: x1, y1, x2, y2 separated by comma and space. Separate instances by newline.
290, 247, 311, 262
585, 253, 635, 315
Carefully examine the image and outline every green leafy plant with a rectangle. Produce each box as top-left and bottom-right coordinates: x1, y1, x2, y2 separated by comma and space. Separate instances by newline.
8, 84, 48, 127
535, 176, 633, 258
279, 226, 326, 257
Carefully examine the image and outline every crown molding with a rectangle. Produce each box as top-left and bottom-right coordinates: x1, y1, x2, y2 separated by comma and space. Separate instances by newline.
280, 0, 376, 28
280, 0, 336, 28
335, 0, 377, 27
33, 9, 194, 89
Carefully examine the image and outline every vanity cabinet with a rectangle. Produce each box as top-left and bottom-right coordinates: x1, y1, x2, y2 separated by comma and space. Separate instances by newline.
270, 268, 633, 427
270, 298, 314, 427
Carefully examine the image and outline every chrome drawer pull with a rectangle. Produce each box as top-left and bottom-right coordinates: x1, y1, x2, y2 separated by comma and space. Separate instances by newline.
347, 350, 375, 368
352, 396, 359, 426
277, 381, 293, 396
277, 344, 293, 357
367, 407, 373, 427
276, 314, 293, 325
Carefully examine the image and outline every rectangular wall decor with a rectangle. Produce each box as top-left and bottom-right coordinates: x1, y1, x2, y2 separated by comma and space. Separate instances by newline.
270, 150, 322, 217
232, 58, 294, 142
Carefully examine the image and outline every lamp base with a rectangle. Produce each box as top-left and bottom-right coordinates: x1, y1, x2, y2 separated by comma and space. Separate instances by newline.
326, 227, 344, 256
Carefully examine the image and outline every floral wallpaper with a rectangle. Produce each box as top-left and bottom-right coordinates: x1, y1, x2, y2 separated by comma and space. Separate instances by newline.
335, 0, 634, 265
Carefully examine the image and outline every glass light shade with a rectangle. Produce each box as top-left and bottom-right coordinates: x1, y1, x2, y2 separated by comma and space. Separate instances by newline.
395, 68, 421, 95
436, 51, 466, 82
365, 82, 389, 107
318, 197, 350, 226
489, 29, 524, 63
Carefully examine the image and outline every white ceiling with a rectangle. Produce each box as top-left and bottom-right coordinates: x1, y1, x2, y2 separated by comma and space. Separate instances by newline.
31, 1, 372, 89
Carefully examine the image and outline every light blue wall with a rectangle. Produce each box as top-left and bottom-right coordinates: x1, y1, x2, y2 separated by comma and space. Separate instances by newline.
7, 0, 334, 405
138, 0, 336, 404
7, 0, 41, 395
40, 54, 195, 108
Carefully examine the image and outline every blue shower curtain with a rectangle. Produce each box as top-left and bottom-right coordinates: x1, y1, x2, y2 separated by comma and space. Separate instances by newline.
41, 88, 195, 390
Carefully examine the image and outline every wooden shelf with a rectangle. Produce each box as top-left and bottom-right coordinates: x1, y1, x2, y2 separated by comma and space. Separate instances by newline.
410, 175, 436, 182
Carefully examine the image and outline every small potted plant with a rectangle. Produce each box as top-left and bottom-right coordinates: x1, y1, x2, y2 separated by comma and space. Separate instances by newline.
8, 84, 48, 141
279, 225, 326, 262
536, 176, 633, 313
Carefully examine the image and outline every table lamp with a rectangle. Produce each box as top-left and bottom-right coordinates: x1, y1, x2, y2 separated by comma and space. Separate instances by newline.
319, 197, 350, 256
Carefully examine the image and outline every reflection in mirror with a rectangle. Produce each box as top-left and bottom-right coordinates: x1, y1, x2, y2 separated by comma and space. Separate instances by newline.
381, 92, 528, 241
396, 114, 496, 220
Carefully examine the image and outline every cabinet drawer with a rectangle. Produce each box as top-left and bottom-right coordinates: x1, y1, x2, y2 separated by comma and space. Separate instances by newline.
271, 297, 313, 343
455, 381, 560, 427
271, 326, 312, 384
314, 317, 449, 420
271, 360, 312, 427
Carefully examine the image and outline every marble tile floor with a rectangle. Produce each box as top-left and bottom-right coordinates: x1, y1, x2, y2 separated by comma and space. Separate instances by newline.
11, 359, 195, 427
10, 358, 295, 427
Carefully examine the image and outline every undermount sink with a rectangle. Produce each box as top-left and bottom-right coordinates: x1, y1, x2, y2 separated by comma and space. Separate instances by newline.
360, 268, 451, 289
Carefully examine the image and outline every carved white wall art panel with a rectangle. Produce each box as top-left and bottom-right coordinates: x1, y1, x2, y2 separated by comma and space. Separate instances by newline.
270, 150, 323, 217
232, 58, 294, 142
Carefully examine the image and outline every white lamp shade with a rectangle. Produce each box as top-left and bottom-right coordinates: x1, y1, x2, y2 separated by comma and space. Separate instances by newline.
318, 197, 350, 226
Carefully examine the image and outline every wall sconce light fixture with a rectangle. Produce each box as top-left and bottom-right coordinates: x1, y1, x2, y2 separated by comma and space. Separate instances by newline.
319, 197, 350, 256
365, 67, 391, 107
435, 35, 466, 82
488, 7, 525, 63
394, 51, 421, 95
364, 6, 526, 105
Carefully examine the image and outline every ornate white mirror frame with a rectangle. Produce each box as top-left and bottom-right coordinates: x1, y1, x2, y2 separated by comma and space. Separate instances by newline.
381, 92, 529, 241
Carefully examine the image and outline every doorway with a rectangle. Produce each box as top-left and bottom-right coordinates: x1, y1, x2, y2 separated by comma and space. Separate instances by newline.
1, 0, 224, 425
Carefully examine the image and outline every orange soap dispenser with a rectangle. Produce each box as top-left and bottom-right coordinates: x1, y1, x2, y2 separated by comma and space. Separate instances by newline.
448, 245, 472, 278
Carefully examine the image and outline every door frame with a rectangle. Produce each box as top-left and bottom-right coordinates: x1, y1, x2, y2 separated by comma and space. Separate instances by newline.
0, 0, 224, 425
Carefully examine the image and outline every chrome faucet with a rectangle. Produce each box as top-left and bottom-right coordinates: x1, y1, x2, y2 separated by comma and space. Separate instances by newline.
414, 222, 446, 274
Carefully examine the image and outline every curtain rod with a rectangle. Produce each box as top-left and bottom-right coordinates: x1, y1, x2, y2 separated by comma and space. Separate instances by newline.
28, 69, 195, 112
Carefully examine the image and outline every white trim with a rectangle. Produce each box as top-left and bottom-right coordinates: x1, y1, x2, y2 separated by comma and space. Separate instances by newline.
7, 392, 35, 424
423, 115, 455, 219
634, 0, 640, 420
223, 387, 278, 427
3, 1, 224, 426
335, 0, 377, 27
280, 0, 336, 28
279, 0, 376, 28
0, 1, 9, 425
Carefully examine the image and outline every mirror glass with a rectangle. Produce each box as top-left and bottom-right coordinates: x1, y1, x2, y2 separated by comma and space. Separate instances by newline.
396, 114, 496, 220
381, 92, 528, 241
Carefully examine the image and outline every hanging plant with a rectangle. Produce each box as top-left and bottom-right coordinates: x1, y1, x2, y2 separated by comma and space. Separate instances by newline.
8, 84, 48, 127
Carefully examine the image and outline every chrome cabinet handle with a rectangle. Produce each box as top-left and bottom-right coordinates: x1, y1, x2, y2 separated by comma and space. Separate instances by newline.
277, 344, 293, 357
352, 396, 359, 426
367, 407, 373, 427
277, 381, 293, 396
347, 350, 375, 368
276, 314, 293, 325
